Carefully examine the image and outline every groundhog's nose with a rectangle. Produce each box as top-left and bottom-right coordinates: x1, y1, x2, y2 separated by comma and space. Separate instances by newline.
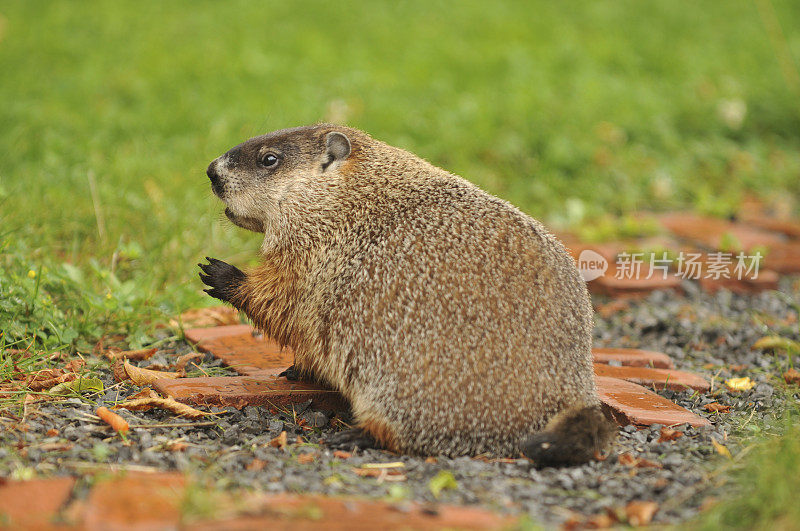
206, 161, 221, 186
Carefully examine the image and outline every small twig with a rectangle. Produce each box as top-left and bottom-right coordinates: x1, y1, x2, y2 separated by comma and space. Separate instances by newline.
127, 420, 219, 429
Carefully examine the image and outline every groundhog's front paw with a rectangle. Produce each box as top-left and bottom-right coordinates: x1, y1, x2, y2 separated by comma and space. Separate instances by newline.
198, 257, 246, 304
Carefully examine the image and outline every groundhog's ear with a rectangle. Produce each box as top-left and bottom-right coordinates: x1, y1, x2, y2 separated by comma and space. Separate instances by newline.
323, 131, 351, 169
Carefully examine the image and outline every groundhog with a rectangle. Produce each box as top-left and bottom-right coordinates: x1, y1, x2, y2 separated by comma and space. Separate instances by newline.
199, 124, 615, 466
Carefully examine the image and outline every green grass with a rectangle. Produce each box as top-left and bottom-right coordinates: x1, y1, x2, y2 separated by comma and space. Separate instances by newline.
1, 0, 800, 524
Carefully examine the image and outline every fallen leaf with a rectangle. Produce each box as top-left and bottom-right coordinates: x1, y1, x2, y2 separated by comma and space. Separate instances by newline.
783, 368, 800, 385
49, 377, 104, 395
46, 428, 59, 437
106, 348, 157, 362
124, 360, 180, 386
269, 431, 288, 449
63, 359, 86, 373
166, 441, 188, 452
96, 406, 129, 434
712, 438, 732, 459
247, 459, 267, 471
175, 352, 204, 372
353, 468, 407, 481
128, 387, 160, 400
297, 453, 316, 464
428, 470, 458, 498
725, 377, 755, 391
425, 456, 438, 464
171, 306, 240, 329
27, 372, 77, 391
752, 336, 800, 352
361, 462, 404, 469
112, 360, 129, 382
704, 402, 732, 413
625, 500, 658, 526
618, 453, 662, 469
113, 397, 213, 418
657, 428, 684, 443
332, 450, 352, 459
728, 364, 747, 372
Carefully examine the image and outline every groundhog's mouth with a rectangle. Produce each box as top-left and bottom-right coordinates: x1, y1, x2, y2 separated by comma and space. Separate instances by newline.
224, 208, 265, 233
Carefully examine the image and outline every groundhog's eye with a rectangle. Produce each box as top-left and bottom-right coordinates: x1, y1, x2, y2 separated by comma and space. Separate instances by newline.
259, 152, 280, 168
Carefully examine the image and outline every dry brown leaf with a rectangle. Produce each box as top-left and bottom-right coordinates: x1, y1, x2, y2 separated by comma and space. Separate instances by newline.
124, 360, 181, 386
269, 431, 288, 449
247, 459, 267, 471
63, 359, 86, 373
783, 368, 800, 385
618, 453, 662, 469
46, 428, 59, 437
175, 352, 204, 372
352, 467, 407, 481
712, 439, 732, 459
106, 347, 157, 362
704, 402, 732, 413
113, 397, 213, 418
424, 456, 438, 464
166, 441, 188, 452
297, 453, 316, 464
96, 406, 129, 434
171, 306, 240, 329
332, 450, 352, 459
657, 427, 684, 443
112, 360, 129, 382
28, 372, 77, 391
626, 500, 658, 526
128, 387, 160, 400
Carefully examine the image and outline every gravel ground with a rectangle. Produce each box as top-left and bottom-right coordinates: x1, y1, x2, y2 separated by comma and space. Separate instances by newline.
2, 278, 799, 527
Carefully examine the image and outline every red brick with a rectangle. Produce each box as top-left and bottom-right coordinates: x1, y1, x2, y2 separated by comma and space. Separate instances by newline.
152, 375, 348, 411
592, 347, 674, 369
0, 477, 76, 529
183, 493, 513, 531
185, 325, 293, 376
738, 215, 800, 239
594, 364, 709, 392
596, 376, 710, 428
81, 472, 185, 531
659, 213, 785, 251
591, 267, 683, 298
699, 269, 780, 294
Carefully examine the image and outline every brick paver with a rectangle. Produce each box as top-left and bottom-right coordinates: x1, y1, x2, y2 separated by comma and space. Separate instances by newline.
185, 324, 293, 376
152, 374, 347, 411
593, 363, 710, 392
591, 347, 674, 369
0, 477, 76, 529
596, 376, 711, 428
183, 493, 514, 531
81, 472, 185, 531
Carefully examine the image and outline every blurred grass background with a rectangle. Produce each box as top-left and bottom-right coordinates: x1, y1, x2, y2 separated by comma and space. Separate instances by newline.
0, 0, 799, 335
2, 2, 800, 525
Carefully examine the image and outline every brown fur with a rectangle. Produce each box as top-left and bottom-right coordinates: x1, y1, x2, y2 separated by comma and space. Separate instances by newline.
203, 124, 615, 459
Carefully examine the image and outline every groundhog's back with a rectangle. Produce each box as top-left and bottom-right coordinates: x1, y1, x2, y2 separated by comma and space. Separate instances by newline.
321, 143, 596, 456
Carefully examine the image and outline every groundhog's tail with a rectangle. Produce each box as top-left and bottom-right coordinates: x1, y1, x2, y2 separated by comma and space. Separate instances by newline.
520, 405, 616, 467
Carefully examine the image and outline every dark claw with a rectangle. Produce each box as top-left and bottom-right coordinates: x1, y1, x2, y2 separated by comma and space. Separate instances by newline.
325, 429, 378, 451
198, 257, 246, 303
277, 365, 300, 381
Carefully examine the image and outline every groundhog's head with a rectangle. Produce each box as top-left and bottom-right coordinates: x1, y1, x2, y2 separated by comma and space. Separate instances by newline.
206, 124, 353, 233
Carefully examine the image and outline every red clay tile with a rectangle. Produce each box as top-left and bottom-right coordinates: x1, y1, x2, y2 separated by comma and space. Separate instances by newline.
185, 325, 293, 376
592, 347, 674, 369
152, 375, 348, 411
763, 241, 800, 273
81, 472, 185, 531
184, 493, 513, 531
594, 364, 709, 392
738, 215, 800, 239
590, 267, 683, 298
596, 376, 710, 428
0, 477, 76, 529
699, 268, 780, 294
659, 213, 785, 251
